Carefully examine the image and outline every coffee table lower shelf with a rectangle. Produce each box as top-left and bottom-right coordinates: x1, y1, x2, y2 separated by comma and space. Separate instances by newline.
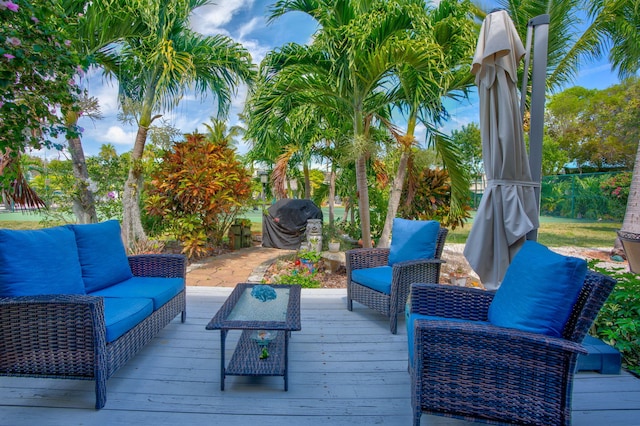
222, 329, 288, 391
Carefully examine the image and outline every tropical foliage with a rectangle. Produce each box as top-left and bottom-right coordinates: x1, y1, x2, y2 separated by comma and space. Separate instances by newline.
145, 133, 252, 259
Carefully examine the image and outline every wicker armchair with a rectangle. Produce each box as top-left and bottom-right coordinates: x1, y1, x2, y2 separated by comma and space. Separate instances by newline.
408, 270, 616, 426
346, 226, 448, 334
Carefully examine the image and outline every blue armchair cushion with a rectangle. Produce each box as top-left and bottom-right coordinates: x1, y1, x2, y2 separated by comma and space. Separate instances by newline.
89, 276, 184, 311
388, 219, 439, 266
0, 226, 85, 296
70, 220, 133, 293
406, 312, 489, 365
351, 266, 393, 294
102, 297, 153, 342
488, 240, 587, 337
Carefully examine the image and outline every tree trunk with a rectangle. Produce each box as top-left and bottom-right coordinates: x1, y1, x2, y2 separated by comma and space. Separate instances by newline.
620, 141, 640, 234
614, 141, 640, 258
122, 124, 151, 249
328, 163, 336, 226
355, 154, 372, 247
303, 161, 311, 199
354, 104, 372, 248
67, 135, 98, 224
378, 149, 410, 248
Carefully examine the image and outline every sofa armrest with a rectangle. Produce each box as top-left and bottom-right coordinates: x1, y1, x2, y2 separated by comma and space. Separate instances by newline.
0, 295, 107, 377
346, 248, 390, 272
128, 254, 187, 279
410, 283, 494, 321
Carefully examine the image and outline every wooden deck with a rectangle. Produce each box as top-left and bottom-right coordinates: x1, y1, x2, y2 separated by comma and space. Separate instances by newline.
2, 287, 639, 425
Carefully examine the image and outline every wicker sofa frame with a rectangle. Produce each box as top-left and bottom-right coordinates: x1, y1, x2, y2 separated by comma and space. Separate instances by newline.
0, 254, 187, 410
409, 270, 616, 426
346, 227, 448, 334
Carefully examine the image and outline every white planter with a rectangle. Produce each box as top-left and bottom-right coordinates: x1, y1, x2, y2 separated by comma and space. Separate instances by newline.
328, 242, 340, 253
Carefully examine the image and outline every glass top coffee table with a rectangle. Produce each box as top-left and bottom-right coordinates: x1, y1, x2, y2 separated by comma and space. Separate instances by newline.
206, 283, 301, 391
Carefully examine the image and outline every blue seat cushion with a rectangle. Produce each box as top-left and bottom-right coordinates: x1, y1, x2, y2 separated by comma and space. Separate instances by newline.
488, 240, 587, 337
69, 220, 133, 293
102, 297, 153, 343
0, 226, 85, 296
351, 266, 393, 294
388, 219, 439, 266
89, 277, 184, 311
406, 312, 489, 365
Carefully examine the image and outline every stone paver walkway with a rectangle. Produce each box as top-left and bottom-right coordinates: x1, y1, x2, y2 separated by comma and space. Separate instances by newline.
186, 245, 294, 287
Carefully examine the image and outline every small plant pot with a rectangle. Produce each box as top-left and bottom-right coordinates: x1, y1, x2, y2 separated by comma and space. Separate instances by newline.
328, 242, 340, 253
450, 276, 467, 287
300, 259, 316, 272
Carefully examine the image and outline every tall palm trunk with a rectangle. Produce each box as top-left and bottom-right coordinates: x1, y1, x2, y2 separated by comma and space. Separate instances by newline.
122, 125, 150, 248
303, 161, 311, 199
354, 104, 372, 248
378, 114, 418, 248
620, 142, 640, 234
67, 135, 98, 224
65, 109, 98, 224
328, 162, 336, 226
122, 83, 159, 248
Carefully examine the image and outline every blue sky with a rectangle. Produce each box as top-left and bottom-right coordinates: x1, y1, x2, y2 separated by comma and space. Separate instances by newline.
59, 0, 622, 160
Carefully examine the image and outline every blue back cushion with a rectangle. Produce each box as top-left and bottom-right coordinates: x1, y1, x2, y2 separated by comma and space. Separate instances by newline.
488, 240, 587, 337
388, 219, 439, 266
70, 220, 133, 292
0, 226, 85, 296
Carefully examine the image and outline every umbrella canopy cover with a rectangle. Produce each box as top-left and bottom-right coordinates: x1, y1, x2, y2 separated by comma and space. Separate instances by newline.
463, 10, 539, 290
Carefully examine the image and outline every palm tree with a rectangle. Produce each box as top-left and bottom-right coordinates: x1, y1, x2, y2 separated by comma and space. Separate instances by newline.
378, 0, 476, 247
264, 0, 444, 247
61, 0, 149, 223
203, 117, 244, 147
109, 0, 255, 246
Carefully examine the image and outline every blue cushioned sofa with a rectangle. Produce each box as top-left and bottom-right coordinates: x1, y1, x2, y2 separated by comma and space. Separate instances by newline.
0, 220, 186, 409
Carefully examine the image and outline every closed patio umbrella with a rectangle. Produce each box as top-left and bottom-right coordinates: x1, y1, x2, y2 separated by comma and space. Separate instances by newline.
463, 10, 539, 290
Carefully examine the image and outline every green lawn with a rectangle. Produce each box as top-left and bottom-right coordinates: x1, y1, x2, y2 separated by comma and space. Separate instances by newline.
1, 209, 620, 249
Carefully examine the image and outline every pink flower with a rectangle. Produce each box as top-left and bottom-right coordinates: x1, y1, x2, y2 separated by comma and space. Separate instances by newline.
6, 37, 21, 46
0, 1, 19, 12
3, 53, 15, 60
31, 16, 39, 23
64, 40, 72, 47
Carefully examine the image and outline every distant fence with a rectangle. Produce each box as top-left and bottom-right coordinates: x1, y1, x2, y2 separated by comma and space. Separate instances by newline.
470, 171, 629, 221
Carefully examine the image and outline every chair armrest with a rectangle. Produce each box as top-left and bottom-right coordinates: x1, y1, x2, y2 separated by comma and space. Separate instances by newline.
391, 259, 445, 290
412, 319, 587, 379
0, 295, 107, 375
128, 254, 187, 278
410, 283, 494, 321
346, 248, 390, 271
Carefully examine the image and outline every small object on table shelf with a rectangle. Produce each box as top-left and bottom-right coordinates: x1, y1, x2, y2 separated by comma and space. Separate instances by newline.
251, 330, 276, 346
260, 347, 269, 359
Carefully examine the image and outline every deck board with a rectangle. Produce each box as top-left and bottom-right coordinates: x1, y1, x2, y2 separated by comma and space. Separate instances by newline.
1, 287, 639, 425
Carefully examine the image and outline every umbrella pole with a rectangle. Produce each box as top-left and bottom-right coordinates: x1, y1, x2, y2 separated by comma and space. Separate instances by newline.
525, 14, 549, 242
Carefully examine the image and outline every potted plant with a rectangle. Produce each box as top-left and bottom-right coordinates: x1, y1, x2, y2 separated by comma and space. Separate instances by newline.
328, 239, 341, 253
449, 266, 467, 287
298, 249, 322, 272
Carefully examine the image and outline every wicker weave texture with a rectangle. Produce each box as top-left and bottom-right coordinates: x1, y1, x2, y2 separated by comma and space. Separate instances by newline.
346, 227, 448, 334
409, 271, 616, 426
0, 254, 187, 409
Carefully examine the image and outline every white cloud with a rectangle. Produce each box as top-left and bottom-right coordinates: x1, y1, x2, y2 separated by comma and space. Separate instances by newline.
190, 0, 255, 35
98, 126, 137, 146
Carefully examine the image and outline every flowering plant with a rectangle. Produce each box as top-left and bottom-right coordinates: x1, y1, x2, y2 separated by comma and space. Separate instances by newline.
0, 0, 83, 156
